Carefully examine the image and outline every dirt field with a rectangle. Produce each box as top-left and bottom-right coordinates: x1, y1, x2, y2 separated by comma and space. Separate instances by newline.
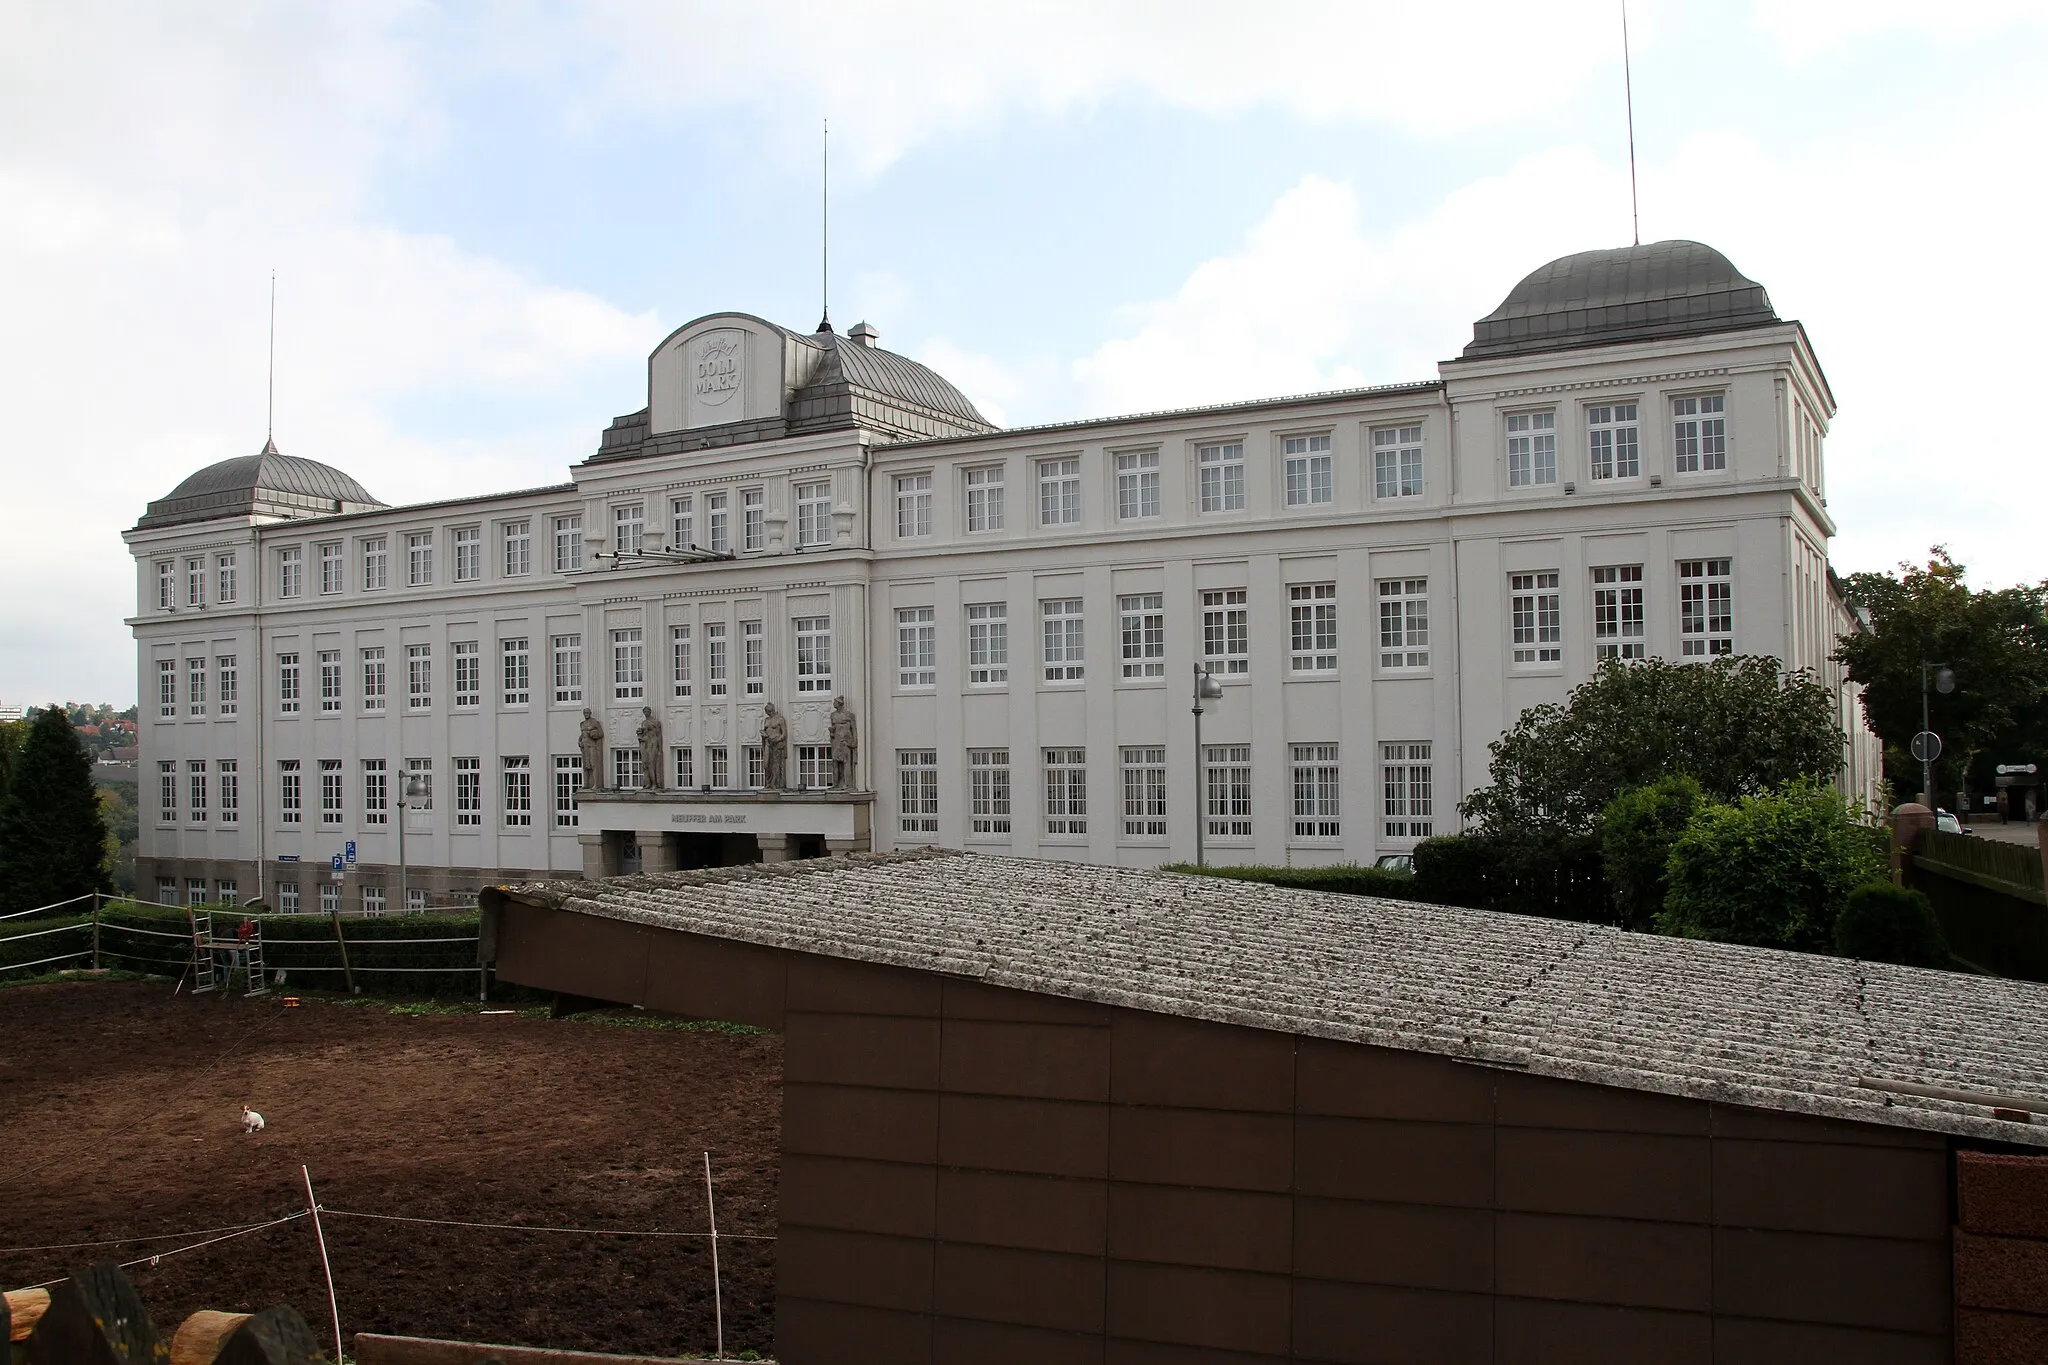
0, 981, 782, 1358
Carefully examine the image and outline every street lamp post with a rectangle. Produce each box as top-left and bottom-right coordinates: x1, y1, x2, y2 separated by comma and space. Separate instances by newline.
1191, 664, 1224, 867
1918, 661, 1955, 808
396, 775, 427, 913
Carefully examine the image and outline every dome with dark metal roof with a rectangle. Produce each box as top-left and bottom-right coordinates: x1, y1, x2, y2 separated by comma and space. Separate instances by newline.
138, 439, 385, 529
787, 323, 995, 442
1463, 240, 1777, 360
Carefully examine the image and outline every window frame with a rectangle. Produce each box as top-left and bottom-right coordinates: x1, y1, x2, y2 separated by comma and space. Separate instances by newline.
794, 616, 832, 693
1592, 564, 1647, 660
1197, 441, 1247, 514
405, 531, 434, 587
1376, 577, 1430, 671
1671, 393, 1728, 474
1381, 741, 1434, 840
552, 633, 583, 703
898, 749, 939, 834
452, 641, 480, 709
1288, 583, 1338, 674
361, 536, 388, 591
503, 519, 532, 577
452, 525, 482, 582
896, 607, 936, 688
1041, 597, 1085, 682
1509, 572, 1563, 666
968, 748, 1013, 837
1505, 409, 1558, 488
1201, 588, 1249, 676
1120, 746, 1168, 840
1043, 747, 1088, 837
1115, 449, 1161, 521
612, 627, 645, 701
1678, 557, 1734, 657
1117, 592, 1165, 680
1283, 432, 1334, 507
963, 465, 1005, 533
1203, 743, 1253, 840
1290, 742, 1341, 839
1038, 457, 1082, 527
966, 602, 1008, 686
1586, 402, 1642, 481
502, 637, 531, 706
895, 472, 933, 539
793, 482, 832, 548
1373, 424, 1424, 501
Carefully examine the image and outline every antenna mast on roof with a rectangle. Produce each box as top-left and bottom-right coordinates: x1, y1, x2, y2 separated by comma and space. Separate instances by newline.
817, 119, 832, 333
267, 270, 277, 442
1622, 1, 1640, 246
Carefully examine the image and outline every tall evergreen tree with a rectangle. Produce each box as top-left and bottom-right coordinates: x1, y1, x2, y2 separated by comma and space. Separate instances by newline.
0, 707, 110, 914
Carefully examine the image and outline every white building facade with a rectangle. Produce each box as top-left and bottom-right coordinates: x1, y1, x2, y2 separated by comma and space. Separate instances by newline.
126, 241, 1881, 910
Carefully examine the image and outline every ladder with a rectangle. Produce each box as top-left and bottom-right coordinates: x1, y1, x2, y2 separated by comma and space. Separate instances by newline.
242, 921, 269, 997
191, 910, 216, 994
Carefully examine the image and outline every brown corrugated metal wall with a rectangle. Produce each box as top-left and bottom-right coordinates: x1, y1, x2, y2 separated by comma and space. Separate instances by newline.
491, 901, 1956, 1363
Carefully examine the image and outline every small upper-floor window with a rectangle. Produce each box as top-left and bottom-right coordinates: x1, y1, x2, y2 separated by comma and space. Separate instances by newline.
1198, 442, 1245, 513
742, 620, 764, 695
156, 560, 174, 611
1592, 565, 1646, 660
319, 649, 343, 712
217, 552, 238, 604
187, 657, 206, 717
1672, 394, 1727, 473
1284, 434, 1333, 507
1039, 458, 1082, 526
613, 504, 644, 557
1377, 578, 1430, 670
277, 546, 304, 599
1587, 404, 1640, 480
794, 616, 832, 692
794, 482, 832, 548
1506, 411, 1557, 487
277, 651, 301, 713
453, 526, 482, 581
362, 536, 389, 591
504, 519, 532, 576
671, 495, 695, 550
895, 474, 933, 539
1374, 425, 1423, 500
318, 542, 344, 594
1678, 558, 1734, 656
186, 557, 206, 608
1118, 593, 1165, 679
503, 637, 531, 706
453, 640, 481, 707
361, 647, 386, 711
157, 658, 177, 718
406, 532, 434, 586
1510, 572, 1562, 664
1201, 589, 1249, 675
1115, 450, 1160, 520
705, 494, 729, 554
741, 489, 764, 552
217, 654, 238, 715
964, 466, 1005, 533
407, 643, 432, 709
703, 622, 727, 697
670, 624, 691, 699
552, 514, 583, 572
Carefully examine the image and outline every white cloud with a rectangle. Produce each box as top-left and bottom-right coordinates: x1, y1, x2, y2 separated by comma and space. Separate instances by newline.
1749, 0, 2048, 60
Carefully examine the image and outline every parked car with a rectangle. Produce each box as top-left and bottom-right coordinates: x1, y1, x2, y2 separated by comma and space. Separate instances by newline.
1935, 808, 1975, 836
1374, 854, 1414, 873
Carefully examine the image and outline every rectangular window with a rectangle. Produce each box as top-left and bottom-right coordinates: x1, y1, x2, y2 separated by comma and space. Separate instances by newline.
707, 745, 730, 790
612, 747, 644, 791
742, 620, 763, 695
218, 759, 238, 824
186, 556, 205, 607
553, 755, 581, 827
1374, 425, 1424, 500
1201, 589, 1249, 675
1377, 578, 1430, 670
406, 643, 432, 709
794, 616, 832, 693
278, 546, 303, 598
741, 488, 764, 552
797, 745, 830, 791
895, 473, 933, 539
1592, 565, 1647, 660
612, 628, 644, 700
277, 883, 300, 915
613, 503, 644, 557
553, 514, 583, 571
278, 759, 301, 825
217, 654, 238, 715
552, 634, 583, 703
188, 759, 207, 823
967, 603, 1008, 685
319, 759, 343, 826
1289, 583, 1338, 673
671, 496, 695, 550
157, 760, 177, 822
157, 659, 176, 718
1672, 394, 1727, 473
217, 552, 237, 604
897, 607, 936, 687
1120, 747, 1167, 839
1382, 741, 1434, 839
278, 651, 301, 713
361, 647, 386, 711
157, 877, 176, 905
1510, 572, 1563, 664
705, 623, 727, 697
672, 745, 696, 790
1044, 748, 1087, 836
1115, 449, 1161, 520
794, 482, 831, 548
705, 494, 729, 554
1291, 743, 1341, 839
969, 749, 1012, 836
190, 879, 208, 908
362, 758, 387, 826
157, 559, 174, 610
1042, 598, 1085, 681
670, 624, 692, 698
451, 641, 480, 707
504, 519, 532, 576
453, 525, 481, 581
1506, 411, 1558, 487
503, 756, 532, 826
1198, 442, 1246, 513
187, 657, 206, 717
1587, 403, 1640, 480
898, 750, 939, 834
1204, 744, 1253, 839
320, 884, 340, 917
744, 744, 765, 790
318, 649, 343, 711
502, 638, 530, 705
1679, 558, 1734, 656
963, 465, 1005, 533
1284, 433, 1334, 507
362, 536, 388, 590
406, 532, 434, 586
1118, 593, 1165, 679
319, 541, 344, 594
362, 886, 385, 917
1039, 457, 1082, 526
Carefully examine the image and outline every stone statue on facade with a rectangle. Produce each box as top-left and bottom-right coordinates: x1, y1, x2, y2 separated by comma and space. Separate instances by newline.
637, 706, 664, 791
829, 695, 859, 790
578, 708, 604, 790
761, 702, 789, 791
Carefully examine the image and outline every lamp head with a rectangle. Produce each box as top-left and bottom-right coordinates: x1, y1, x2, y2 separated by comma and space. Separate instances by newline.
403, 776, 428, 801
1196, 670, 1224, 703
1936, 666, 1956, 694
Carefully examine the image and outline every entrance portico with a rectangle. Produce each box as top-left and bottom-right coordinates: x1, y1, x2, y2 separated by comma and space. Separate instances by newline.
574, 789, 874, 878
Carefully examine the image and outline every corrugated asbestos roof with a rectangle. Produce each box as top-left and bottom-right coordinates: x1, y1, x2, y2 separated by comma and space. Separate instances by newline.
501, 850, 2048, 1147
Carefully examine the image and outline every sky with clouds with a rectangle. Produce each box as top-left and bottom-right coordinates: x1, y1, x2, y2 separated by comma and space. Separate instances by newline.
3, 0, 2045, 706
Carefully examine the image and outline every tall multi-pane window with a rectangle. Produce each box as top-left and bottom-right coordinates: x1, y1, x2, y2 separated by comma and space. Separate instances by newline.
320, 759, 344, 826
1118, 593, 1165, 679
895, 474, 933, 539
898, 750, 939, 834
277, 652, 301, 713
362, 887, 386, 917
1201, 589, 1249, 675
1289, 584, 1338, 673
742, 620, 764, 695
897, 608, 936, 687
670, 624, 692, 699
278, 546, 303, 598
217, 552, 237, 604
157, 659, 176, 718
552, 634, 583, 703
1044, 749, 1087, 836
188, 760, 208, 823
361, 647, 386, 711
1679, 558, 1734, 656
964, 465, 1005, 532
612, 747, 645, 792
217, 759, 238, 824
156, 560, 174, 610
1377, 579, 1430, 670
1592, 565, 1646, 659
1121, 747, 1167, 839
552, 514, 583, 571
1382, 742, 1434, 839
502, 638, 530, 706
553, 756, 581, 828
1198, 442, 1245, 513
613, 503, 644, 557
1284, 433, 1334, 506
705, 494, 729, 554
452, 641, 480, 707
453, 526, 481, 581
454, 756, 482, 826
671, 496, 695, 550
967, 604, 1008, 685
157, 760, 177, 822
362, 759, 387, 826
1506, 411, 1558, 487
187, 657, 206, 717
744, 744, 766, 790
502, 756, 532, 826
794, 482, 832, 547
612, 628, 644, 700
741, 489, 765, 552
1587, 404, 1640, 480
406, 532, 434, 586
1374, 425, 1424, 500
707, 745, 730, 789
1672, 394, 1727, 472
406, 643, 432, 709
794, 616, 831, 692
1291, 744, 1341, 839
216, 655, 237, 715
1039, 457, 1082, 526
217, 880, 238, 906
319, 542, 343, 594
1115, 450, 1161, 520
186, 556, 205, 607
705, 623, 727, 697
795, 745, 829, 790
278, 759, 302, 825
1510, 572, 1562, 664
969, 749, 1012, 836
362, 536, 388, 590
1042, 598, 1085, 681
318, 650, 343, 712
504, 519, 532, 576
277, 884, 300, 914
673, 746, 697, 790
1204, 745, 1253, 838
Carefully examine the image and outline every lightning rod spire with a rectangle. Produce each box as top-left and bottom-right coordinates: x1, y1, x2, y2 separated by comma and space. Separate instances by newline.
1622, 1, 1641, 246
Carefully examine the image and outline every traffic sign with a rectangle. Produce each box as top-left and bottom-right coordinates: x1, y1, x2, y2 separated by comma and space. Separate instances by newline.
344, 840, 357, 867
1996, 764, 2039, 775
1910, 731, 1942, 763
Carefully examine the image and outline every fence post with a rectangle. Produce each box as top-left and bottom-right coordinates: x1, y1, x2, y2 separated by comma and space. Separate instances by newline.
703, 1151, 723, 1359
327, 898, 357, 996
91, 892, 102, 971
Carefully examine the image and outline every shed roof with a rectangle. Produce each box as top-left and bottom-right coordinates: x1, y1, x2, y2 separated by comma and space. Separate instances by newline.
498, 851, 2048, 1147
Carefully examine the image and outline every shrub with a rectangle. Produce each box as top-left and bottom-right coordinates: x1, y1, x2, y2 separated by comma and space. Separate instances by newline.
1658, 782, 1886, 952
1408, 832, 1607, 921
1599, 775, 1707, 931
1835, 881, 1950, 968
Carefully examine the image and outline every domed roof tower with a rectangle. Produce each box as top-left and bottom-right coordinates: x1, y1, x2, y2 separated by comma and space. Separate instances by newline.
137, 439, 385, 530
1463, 240, 1776, 360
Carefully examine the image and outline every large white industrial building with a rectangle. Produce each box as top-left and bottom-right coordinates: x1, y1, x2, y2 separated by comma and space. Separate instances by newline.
126, 239, 1880, 910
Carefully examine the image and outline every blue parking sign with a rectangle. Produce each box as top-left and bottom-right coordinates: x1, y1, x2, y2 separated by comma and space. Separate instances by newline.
331, 854, 345, 874
344, 840, 357, 867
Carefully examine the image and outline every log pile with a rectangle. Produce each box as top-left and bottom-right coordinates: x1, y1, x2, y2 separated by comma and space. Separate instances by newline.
5, 1264, 323, 1365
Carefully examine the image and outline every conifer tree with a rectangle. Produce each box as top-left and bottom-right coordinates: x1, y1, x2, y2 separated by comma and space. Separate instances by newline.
0, 707, 110, 915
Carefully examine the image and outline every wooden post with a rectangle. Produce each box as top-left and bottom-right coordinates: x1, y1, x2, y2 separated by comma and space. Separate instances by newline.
703, 1151, 722, 1359
91, 891, 101, 970
301, 1166, 345, 1361
327, 897, 356, 996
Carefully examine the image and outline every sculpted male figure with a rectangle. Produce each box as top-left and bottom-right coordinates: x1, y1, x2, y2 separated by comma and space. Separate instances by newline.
578, 708, 604, 790
637, 706, 664, 791
761, 703, 789, 790
828, 695, 859, 790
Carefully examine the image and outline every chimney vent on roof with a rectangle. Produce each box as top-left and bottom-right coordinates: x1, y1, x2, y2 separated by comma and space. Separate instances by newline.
849, 321, 879, 348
